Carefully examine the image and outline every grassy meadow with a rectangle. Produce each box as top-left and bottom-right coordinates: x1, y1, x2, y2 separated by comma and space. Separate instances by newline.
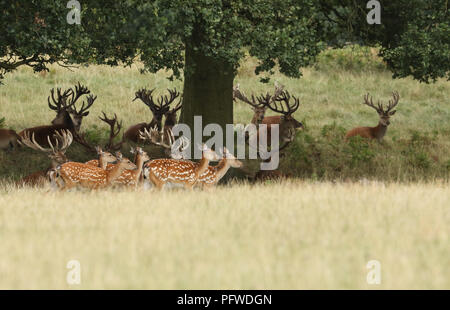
0, 181, 449, 289
0, 47, 449, 289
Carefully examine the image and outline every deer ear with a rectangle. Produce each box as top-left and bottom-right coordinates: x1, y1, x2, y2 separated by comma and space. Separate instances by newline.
389, 110, 397, 116
129, 147, 135, 154
82, 112, 89, 117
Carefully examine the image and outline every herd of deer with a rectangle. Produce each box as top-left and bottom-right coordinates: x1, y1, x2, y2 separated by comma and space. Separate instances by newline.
0, 82, 400, 190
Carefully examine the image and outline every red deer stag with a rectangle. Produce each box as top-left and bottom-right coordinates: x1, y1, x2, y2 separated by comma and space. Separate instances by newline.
55, 152, 137, 190
0, 128, 21, 150
124, 88, 180, 143
18, 83, 96, 148
143, 144, 219, 190
17, 130, 73, 187
139, 126, 190, 159
345, 92, 399, 142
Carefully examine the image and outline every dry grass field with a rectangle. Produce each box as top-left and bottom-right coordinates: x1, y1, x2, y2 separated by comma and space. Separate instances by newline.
0, 181, 449, 289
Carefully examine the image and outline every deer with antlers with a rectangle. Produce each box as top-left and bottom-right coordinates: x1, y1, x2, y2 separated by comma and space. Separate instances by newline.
139, 126, 190, 159
54, 152, 137, 190
196, 147, 243, 189
124, 88, 180, 143
18, 83, 96, 148
99, 112, 123, 151
236, 87, 303, 151
346, 92, 400, 142
16, 130, 73, 186
143, 144, 219, 190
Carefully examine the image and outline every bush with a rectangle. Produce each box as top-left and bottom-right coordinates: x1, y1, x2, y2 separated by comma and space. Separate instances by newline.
0, 117, 5, 128
314, 45, 387, 73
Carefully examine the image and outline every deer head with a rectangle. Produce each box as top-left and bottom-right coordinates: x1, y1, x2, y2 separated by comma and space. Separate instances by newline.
133, 88, 180, 130
19, 129, 73, 168
222, 147, 243, 168
48, 83, 96, 132
363, 91, 399, 126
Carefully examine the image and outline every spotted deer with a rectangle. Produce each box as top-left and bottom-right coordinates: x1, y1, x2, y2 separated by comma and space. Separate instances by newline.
143, 144, 219, 190
85, 146, 118, 169
124, 88, 180, 143
55, 152, 137, 190
17, 130, 73, 187
346, 92, 399, 142
196, 147, 243, 189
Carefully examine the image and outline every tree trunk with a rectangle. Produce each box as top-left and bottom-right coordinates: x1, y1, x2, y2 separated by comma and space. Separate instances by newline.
180, 45, 234, 136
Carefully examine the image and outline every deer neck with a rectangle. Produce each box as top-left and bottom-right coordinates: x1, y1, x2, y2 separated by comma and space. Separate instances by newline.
251, 114, 261, 125
373, 122, 388, 140
195, 155, 210, 178
99, 156, 108, 170
133, 155, 145, 181
107, 163, 127, 184
213, 158, 231, 181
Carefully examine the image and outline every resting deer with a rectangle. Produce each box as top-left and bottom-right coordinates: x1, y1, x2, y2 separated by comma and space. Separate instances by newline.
99, 112, 124, 151
234, 86, 303, 150
19, 83, 96, 148
55, 152, 137, 190
196, 147, 243, 189
17, 130, 73, 187
0, 128, 21, 150
139, 126, 190, 159
143, 144, 219, 190
346, 92, 399, 142
124, 88, 180, 143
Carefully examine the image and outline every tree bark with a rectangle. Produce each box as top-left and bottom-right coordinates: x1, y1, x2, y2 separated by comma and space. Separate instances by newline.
180, 45, 234, 137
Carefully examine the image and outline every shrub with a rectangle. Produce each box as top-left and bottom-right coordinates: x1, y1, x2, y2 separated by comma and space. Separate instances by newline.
314, 45, 387, 73
0, 117, 5, 128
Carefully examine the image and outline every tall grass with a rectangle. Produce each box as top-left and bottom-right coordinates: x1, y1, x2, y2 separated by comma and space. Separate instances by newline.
0, 181, 449, 289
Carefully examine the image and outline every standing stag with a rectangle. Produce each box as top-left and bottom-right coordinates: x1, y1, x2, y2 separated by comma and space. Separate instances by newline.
19, 83, 96, 147
124, 88, 180, 143
345, 92, 399, 141
17, 130, 73, 186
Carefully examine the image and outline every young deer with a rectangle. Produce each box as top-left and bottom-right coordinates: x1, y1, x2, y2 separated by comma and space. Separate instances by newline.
17, 130, 73, 186
85, 146, 118, 169
143, 144, 219, 190
124, 88, 180, 143
56, 152, 137, 190
346, 92, 399, 142
196, 147, 243, 188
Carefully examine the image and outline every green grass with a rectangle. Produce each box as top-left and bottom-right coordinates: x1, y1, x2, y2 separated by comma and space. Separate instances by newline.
0, 47, 449, 181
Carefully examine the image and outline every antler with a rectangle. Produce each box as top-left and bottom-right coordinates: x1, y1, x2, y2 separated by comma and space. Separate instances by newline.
133, 88, 157, 111
48, 87, 73, 112
19, 129, 73, 155
99, 112, 123, 151
233, 84, 268, 108
267, 90, 300, 116
386, 91, 400, 113
157, 88, 180, 112
363, 93, 384, 114
139, 126, 189, 159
